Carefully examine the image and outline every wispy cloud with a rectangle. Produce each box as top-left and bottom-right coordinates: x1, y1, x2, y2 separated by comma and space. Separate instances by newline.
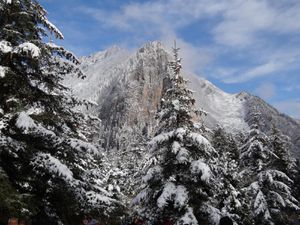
218, 44, 300, 83
274, 99, 300, 119
77, 1, 217, 73
223, 61, 282, 84
76, 0, 300, 85
77, 1, 224, 31
255, 82, 276, 100
213, 0, 275, 47
213, 0, 300, 47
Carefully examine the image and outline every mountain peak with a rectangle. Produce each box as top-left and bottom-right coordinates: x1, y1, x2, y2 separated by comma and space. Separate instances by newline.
81, 45, 127, 64
137, 41, 166, 54
236, 91, 251, 100
103, 45, 124, 56
143, 40, 163, 48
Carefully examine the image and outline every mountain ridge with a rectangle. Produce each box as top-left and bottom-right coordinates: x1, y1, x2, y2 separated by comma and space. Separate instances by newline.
64, 41, 300, 159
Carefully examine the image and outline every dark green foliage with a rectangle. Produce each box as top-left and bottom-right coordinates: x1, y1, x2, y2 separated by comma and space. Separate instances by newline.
0, 0, 118, 223
0, 167, 38, 222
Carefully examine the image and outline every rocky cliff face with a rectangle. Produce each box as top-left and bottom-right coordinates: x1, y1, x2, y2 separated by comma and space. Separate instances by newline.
64, 41, 300, 159
96, 42, 170, 149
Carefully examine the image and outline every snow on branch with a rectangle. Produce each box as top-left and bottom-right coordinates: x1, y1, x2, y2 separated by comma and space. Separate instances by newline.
32, 152, 73, 181
157, 182, 188, 209
188, 132, 216, 154
67, 138, 101, 156
86, 191, 117, 206
149, 130, 174, 149
172, 141, 181, 154
143, 165, 162, 183
259, 170, 293, 184
16, 42, 41, 58
16, 111, 55, 136
46, 42, 80, 64
174, 128, 186, 141
0, 66, 9, 78
269, 191, 285, 207
0, 40, 12, 54
176, 147, 189, 164
272, 180, 291, 194
190, 160, 211, 182
35, 6, 64, 40
253, 190, 271, 220
174, 185, 188, 208
177, 207, 198, 225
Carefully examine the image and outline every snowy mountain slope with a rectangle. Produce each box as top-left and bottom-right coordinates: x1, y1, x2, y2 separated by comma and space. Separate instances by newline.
64, 41, 300, 158
64, 46, 130, 102
186, 74, 249, 133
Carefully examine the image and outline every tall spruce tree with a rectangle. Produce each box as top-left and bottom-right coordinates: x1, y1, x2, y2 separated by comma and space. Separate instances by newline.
239, 110, 299, 225
269, 125, 299, 223
212, 126, 244, 224
270, 125, 297, 177
0, 0, 120, 224
133, 43, 220, 225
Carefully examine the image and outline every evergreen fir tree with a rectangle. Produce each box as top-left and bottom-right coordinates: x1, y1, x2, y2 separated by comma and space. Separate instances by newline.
212, 126, 244, 224
270, 125, 297, 178
0, 0, 120, 223
268, 124, 299, 223
212, 125, 239, 164
133, 43, 220, 225
239, 110, 299, 225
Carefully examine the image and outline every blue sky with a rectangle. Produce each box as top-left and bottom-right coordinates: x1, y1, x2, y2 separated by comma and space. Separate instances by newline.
41, 0, 300, 119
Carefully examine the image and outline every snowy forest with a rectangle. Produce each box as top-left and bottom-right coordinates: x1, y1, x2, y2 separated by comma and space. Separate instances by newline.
1, 1, 300, 225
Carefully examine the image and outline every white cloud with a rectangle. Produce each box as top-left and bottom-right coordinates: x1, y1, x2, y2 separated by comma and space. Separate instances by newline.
161, 37, 214, 74
274, 100, 300, 119
77, 0, 300, 84
213, 0, 275, 47
254, 83, 276, 100
218, 44, 300, 83
78, 1, 216, 73
223, 61, 282, 84
213, 0, 300, 47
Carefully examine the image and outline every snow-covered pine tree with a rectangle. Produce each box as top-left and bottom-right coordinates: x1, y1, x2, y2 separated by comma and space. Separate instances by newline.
270, 125, 297, 178
268, 124, 299, 223
212, 126, 244, 224
133, 43, 220, 225
0, 0, 120, 223
212, 125, 239, 164
239, 110, 299, 225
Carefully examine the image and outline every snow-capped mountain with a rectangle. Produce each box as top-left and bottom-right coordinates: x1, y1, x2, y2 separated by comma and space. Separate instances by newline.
64, 45, 130, 102
64, 41, 300, 159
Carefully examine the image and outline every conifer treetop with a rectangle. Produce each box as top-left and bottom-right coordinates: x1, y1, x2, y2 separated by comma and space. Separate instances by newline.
157, 41, 204, 134
169, 40, 182, 80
